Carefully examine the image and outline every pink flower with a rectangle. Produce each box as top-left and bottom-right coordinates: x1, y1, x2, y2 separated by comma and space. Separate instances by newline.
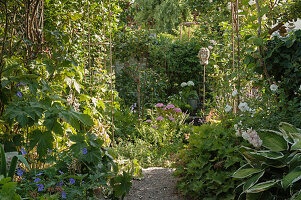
156, 116, 164, 121
169, 116, 174, 121
145, 119, 152, 123
155, 103, 164, 108
152, 125, 157, 129
165, 104, 175, 109
173, 108, 182, 113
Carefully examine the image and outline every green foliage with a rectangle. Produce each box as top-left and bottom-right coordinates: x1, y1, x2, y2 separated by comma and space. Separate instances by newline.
257, 30, 301, 101
134, 0, 191, 33
233, 122, 301, 199
0, 176, 21, 200
0, 145, 30, 179
174, 124, 244, 199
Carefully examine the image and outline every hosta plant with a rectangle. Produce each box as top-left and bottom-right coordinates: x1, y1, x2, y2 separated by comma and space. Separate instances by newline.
233, 122, 301, 199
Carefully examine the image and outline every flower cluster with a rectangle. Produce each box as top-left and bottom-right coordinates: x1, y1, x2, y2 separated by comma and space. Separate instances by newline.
238, 102, 250, 112
270, 84, 278, 92
224, 104, 232, 112
181, 81, 194, 87
234, 124, 262, 148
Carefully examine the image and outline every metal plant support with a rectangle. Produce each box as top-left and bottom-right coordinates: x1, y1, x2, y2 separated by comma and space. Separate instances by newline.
198, 47, 210, 110
83, 0, 114, 144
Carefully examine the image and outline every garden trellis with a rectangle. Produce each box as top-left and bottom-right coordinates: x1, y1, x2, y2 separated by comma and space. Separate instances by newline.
82, 0, 115, 143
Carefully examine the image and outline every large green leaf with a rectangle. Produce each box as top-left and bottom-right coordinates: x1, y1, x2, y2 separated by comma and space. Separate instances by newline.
282, 166, 301, 189
250, 151, 284, 160
233, 164, 262, 179
0, 145, 6, 177
246, 180, 279, 193
291, 140, 301, 151
243, 171, 265, 192
279, 122, 301, 143
258, 130, 288, 151
287, 153, 301, 170
71, 112, 94, 127
29, 130, 54, 158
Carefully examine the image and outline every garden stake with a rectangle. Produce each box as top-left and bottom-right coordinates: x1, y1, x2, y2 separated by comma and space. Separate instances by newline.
198, 48, 210, 110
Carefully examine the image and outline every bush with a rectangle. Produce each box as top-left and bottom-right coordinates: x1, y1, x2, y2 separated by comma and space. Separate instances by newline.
174, 124, 244, 200
233, 122, 301, 200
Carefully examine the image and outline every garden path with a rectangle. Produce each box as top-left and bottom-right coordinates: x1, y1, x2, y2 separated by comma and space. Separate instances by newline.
124, 167, 184, 200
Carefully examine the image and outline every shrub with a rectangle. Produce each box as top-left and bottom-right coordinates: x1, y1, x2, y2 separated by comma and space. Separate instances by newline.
174, 124, 244, 200
233, 122, 301, 199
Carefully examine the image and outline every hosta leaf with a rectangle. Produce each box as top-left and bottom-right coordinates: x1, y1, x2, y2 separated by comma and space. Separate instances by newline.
250, 151, 284, 160
233, 164, 262, 179
279, 122, 301, 142
282, 166, 301, 189
288, 153, 301, 170
291, 140, 301, 150
258, 130, 288, 151
243, 171, 265, 192
291, 191, 301, 200
246, 180, 279, 193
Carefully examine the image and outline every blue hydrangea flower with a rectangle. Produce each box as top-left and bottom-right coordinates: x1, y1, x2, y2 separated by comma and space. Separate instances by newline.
58, 170, 64, 174
34, 178, 41, 182
20, 147, 27, 155
17, 169, 24, 176
61, 191, 67, 199
82, 148, 87, 155
69, 178, 75, 185
36, 184, 44, 191
36, 173, 43, 176
16, 91, 22, 98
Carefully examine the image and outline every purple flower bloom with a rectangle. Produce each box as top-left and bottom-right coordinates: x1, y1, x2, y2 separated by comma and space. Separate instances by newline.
69, 178, 75, 184
58, 170, 64, 174
20, 147, 27, 155
17, 169, 24, 176
156, 116, 163, 121
173, 108, 182, 113
62, 191, 67, 199
165, 104, 175, 109
145, 119, 152, 123
16, 91, 22, 98
36, 184, 44, 191
34, 178, 41, 182
82, 148, 87, 155
16, 82, 26, 87
36, 173, 43, 176
155, 103, 164, 108
57, 181, 63, 187
169, 116, 174, 121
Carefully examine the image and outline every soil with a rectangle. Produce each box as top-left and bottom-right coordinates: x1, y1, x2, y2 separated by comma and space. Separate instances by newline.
124, 167, 184, 200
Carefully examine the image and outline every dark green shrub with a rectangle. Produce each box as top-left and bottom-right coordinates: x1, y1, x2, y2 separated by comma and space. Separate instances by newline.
174, 124, 244, 200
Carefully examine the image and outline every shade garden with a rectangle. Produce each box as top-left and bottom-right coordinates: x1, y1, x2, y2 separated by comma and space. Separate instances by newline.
0, 0, 301, 199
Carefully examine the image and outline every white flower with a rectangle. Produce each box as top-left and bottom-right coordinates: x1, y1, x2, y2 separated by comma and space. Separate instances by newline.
299, 85, 301, 91
270, 84, 278, 92
238, 102, 249, 112
209, 40, 217, 45
232, 89, 238, 97
208, 46, 213, 50
181, 82, 187, 87
242, 131, 249, 140
248, 0, 256, 5
225, 105, 232, 112
234, 124, 238, 130
187, 81, 195, 86
235, 130, 242, 137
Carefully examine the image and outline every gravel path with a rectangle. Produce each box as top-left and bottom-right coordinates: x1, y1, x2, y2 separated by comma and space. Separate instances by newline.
125, 167, 184, 200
